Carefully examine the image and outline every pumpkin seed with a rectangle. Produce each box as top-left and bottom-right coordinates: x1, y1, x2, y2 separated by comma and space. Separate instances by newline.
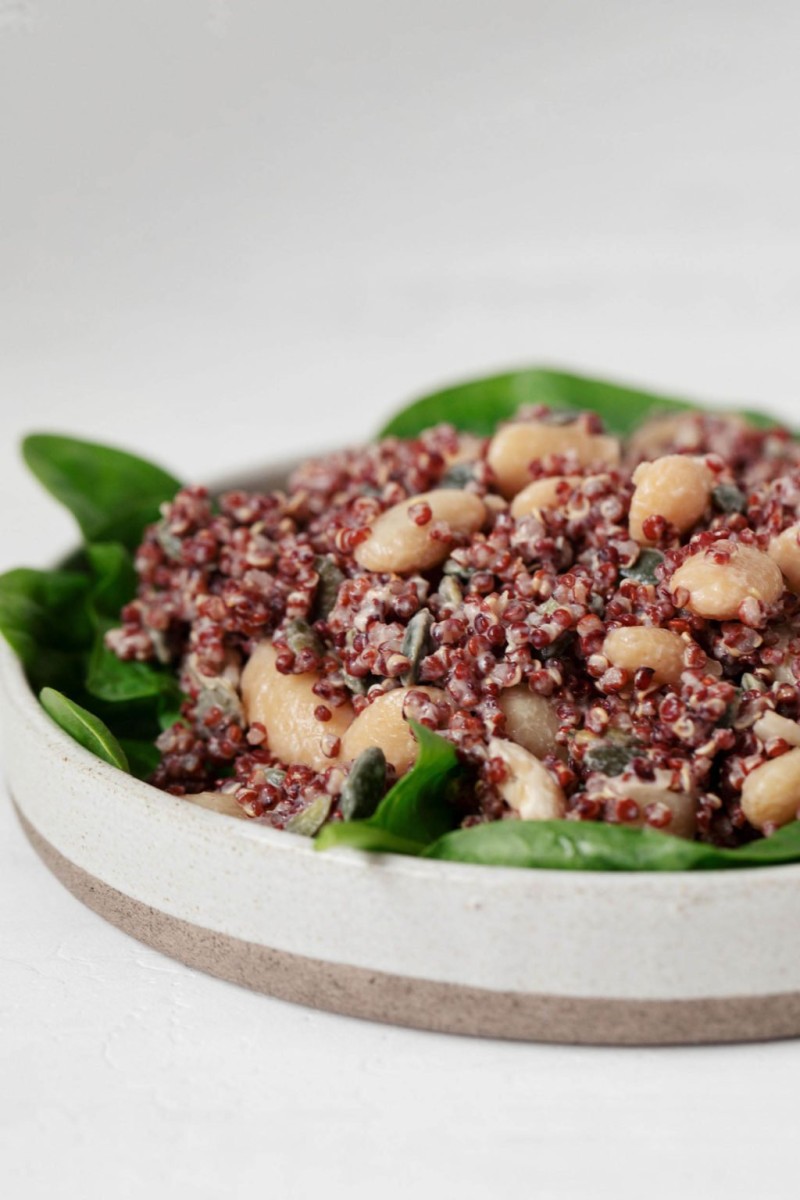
154, 519, 183, 562
285, 792, 333, 836
584, 735, 642, 776
540, 631, 575, 661
284, 617, 324, 659
401, 609, 433, 684
342, 670, 369, 695
339, 747, 387, 820
442, 558, 473, 583
438, 576, 463, 608
185, 653, 244, 724
440, 462, 477, 489
712, 483, 747, 514
621, 549, 664, 585
312, 555, 345, 620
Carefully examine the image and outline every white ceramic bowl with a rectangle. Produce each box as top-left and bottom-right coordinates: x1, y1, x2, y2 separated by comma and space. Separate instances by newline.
5, 461, 800, 1045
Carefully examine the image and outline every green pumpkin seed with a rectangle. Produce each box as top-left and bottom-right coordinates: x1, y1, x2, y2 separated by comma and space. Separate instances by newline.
312, 555, 345, 621
401, 609, 433, 684
154, 519, 184, 561
442, 558, 473, 583
285, 792, 334, 836
440, 462, 477, 489
584, 736, 642, 776
284, 617, 324, 659
621, 549, 664, 585
339, 747, 387, 820
712, 483, 747, 514
438, 576, 462, 608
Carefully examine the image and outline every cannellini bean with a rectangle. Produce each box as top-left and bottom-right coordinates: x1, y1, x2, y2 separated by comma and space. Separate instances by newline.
741, 748, 800, 831
602, 626, 686, 686
487, 737, 566, 821
626, 412, 751, 463
669, 540, 783, 620
768, 525, 800, 593
183, 791, 249, 819
339, 686, 452, 774
629, 455, 714, 543
499, 685, 563, 759
606, 772, 696, 839
626, 414, 702, 461
241, 641, 354, 771
354, 489, 486, 574
753, 710, 800, 747
444, 434, 484, 465
510, 475, 581, 519
486, 421, 620, 499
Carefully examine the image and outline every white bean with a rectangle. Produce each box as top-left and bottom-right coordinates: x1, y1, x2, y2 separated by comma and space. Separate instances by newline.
241, 641, 354, 771
628, 455, 713, 543
183, 791, 248, 819
487, 737, 566, 821
510, 475, 581, 519
669, 540, 783, 620
768, 525, 800, 593
740, 748, 800, 831
606, 771, 696, 839
339, 685, 452, 774
753, 710, 800, 748
354, 489, 486, 574
602, 626, 686, 686
498, 685, 562, 759
487, 421, 620, 499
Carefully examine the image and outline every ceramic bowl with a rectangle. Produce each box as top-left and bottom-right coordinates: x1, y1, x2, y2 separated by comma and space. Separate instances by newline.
5, 462, 800, 1046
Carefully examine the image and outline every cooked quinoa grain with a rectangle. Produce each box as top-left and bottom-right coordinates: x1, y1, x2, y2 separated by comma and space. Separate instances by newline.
106, 407, 800, 847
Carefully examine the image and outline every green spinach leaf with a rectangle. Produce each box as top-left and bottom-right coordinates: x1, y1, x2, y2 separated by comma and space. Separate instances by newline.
23, 433, 181, 551
315, 722, 463, 854
118, 738, 162, 780
0, 567, 93, 693
81, 540, 182, 706
378, 366, 780, 440
39, 687, 130, 772
86, 542, 138, 619
425, 818, 800, 871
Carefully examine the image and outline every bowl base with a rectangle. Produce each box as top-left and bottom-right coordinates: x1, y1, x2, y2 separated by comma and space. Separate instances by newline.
15, 802, 800, 1046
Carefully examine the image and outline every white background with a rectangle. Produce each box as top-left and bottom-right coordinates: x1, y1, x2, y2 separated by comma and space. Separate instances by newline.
3, 1, 800, 1196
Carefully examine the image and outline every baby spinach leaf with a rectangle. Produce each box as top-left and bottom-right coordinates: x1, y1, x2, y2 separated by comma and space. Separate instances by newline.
0, 567, 94, 693
85, 635, 181, 703
425, 818, 800, 871
378, 366, 781, 440
118, 738, 161, 780
370, 722, 463, 842
39, 686, 130, 772
86, 542, 138, 620
314, 822, 427, 856
22, 433, 181, 551
315, 722, 463, 854
80, 539, 183, 707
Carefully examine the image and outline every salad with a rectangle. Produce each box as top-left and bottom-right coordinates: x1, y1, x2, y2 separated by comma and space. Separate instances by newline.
5, 367, 800, 872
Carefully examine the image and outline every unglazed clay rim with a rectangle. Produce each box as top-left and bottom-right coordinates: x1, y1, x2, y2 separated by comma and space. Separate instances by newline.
5, 458, 800, 1045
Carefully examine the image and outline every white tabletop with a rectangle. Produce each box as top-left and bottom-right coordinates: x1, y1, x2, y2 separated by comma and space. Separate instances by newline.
3, 3, 800, 1196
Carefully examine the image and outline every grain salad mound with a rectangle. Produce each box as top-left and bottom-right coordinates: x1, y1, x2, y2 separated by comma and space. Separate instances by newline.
104, 406, 800, 848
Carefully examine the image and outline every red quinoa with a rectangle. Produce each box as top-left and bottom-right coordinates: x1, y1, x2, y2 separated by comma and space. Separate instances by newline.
106, 408, 800, 846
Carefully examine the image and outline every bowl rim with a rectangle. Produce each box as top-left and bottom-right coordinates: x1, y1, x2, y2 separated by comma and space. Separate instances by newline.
6, 632, 800, 891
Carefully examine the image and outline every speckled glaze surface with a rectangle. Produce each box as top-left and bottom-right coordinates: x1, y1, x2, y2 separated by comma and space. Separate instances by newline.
4, 637, 800, 1045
